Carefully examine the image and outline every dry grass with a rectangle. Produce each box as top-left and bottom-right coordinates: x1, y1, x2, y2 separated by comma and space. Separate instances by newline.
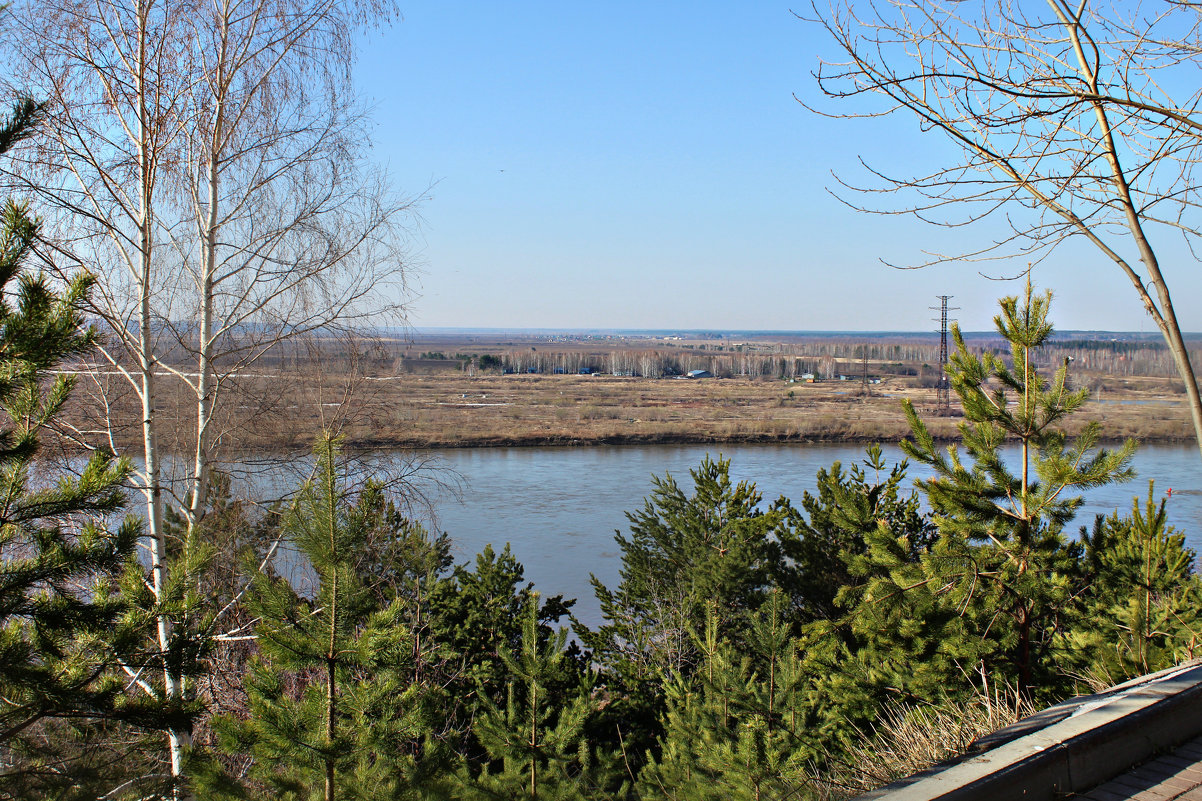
810, 689, 1038, 800
57, 364, 1195, 456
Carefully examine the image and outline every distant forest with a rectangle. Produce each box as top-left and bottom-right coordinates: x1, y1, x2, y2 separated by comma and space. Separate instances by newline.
397, 335, 1200, 381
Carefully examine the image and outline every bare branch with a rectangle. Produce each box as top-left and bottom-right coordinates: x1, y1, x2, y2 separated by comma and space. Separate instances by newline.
805, 0, 1202, 457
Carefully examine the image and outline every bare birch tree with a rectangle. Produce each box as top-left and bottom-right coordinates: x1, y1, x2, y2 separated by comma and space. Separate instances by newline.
1, 0, 410, 792
0, 0, 196, 788
806, 0, 1202, 457
171, 0, 406, 526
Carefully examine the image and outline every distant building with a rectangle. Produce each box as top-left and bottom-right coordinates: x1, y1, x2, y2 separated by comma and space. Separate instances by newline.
687, 369, 713, 379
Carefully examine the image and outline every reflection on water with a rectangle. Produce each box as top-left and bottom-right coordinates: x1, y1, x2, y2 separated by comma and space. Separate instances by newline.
414, 443, 1202, 629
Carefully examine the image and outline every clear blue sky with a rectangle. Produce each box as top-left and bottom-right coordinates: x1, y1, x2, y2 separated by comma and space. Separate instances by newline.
354, 2, 1201, 333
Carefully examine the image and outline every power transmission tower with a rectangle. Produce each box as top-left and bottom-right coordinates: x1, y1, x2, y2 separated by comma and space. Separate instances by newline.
931, 296, 959, 415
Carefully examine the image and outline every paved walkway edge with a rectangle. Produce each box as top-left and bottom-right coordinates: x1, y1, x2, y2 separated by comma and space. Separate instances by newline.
856, 661, 1202, 801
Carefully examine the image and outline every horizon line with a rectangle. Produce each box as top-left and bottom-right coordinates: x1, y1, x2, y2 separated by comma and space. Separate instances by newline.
404, 326, 1199, 339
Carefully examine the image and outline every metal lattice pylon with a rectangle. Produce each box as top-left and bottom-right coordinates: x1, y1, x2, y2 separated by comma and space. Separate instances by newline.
931, 296, 959, 414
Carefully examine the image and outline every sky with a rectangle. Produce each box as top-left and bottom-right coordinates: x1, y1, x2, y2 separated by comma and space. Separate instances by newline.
353, 2, 1201, 333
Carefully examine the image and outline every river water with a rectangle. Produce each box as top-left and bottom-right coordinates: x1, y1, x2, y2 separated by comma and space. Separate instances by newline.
409, 443, 1202, 629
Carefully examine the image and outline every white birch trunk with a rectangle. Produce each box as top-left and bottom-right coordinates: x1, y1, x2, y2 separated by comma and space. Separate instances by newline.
134, 0, 191, 791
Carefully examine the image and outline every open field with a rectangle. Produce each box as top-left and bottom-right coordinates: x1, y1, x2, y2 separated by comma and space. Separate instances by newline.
60, 365, 1195, 454
385, 374, 1191, 448
313, 372, 1194, 449
53, 328, 1201, 455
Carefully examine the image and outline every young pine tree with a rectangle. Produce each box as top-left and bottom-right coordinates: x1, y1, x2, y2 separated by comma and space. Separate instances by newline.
587, 455, 790, 667
772, 444, 934, 625
0, 97, 143, 797
214, 436, 429, 801
638, 593, 812, 801
1070, 483, 1202, 685
463, 600, 613, 801
582, 455, 797, 762
848, 283, 1135, 701
425, 542, 578, 768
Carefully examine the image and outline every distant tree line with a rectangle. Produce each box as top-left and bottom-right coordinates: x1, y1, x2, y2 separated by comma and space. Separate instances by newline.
405, 339, 1201, 382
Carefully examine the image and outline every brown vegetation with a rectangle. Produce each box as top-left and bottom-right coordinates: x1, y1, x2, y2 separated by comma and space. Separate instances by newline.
58, 352, 1195, 454
811, 688, 1038, 799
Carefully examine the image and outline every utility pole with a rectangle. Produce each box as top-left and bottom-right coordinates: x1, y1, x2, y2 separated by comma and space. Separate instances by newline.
861, 344, 869, 397
932, 296, 959, 415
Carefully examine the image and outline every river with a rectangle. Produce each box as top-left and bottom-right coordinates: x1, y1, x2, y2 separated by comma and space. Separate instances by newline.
406, 443, 1202, 629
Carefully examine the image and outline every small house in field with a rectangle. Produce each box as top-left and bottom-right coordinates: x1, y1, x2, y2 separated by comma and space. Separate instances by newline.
687, 369, 713, 379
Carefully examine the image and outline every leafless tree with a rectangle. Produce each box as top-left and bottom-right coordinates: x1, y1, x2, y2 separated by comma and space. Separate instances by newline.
1, 0, 195, 787
1, 0, 411, 790
171, 0, 412, 525
805, 0, 1202, 457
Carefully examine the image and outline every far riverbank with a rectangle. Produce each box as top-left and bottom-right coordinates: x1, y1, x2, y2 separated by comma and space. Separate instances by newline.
66, 372, 1194, 455
315, 372, 1194, 451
